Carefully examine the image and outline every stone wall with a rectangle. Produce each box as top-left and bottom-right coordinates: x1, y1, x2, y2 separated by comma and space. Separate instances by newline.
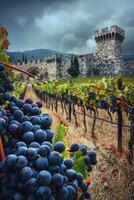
17, 25, 134, 79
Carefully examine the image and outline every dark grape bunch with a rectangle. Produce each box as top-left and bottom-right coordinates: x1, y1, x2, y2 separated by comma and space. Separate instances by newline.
98, 100, 109, 110
88, 92, 96, 101
70, 143, 97, 172
0, 64, 14, 105
128, 106, 134, 121
0, 63, 97, 200
110, 95, 118, 113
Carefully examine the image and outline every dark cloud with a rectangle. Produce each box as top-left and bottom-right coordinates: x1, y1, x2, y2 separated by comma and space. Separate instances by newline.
0, 0, 134, 54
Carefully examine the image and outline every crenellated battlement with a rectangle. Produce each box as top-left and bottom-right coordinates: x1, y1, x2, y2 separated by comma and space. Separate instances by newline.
94, 25, 125, 42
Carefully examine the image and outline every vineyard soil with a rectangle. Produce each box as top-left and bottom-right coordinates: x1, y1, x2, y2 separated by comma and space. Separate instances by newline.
24, 84, 134, 200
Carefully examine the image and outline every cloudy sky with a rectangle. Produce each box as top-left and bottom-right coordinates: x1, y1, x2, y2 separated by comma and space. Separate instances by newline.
0, 0, 134, 54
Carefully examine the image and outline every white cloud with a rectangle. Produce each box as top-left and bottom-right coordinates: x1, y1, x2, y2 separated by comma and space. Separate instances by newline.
17, 16, 27, 27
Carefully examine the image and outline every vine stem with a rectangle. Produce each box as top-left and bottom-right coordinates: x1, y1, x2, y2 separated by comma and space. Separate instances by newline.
0, 136, 6, 160
0, 61, 35, 78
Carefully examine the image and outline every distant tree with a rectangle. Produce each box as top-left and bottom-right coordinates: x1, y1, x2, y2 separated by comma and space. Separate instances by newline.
24, 56, 28, 64
22, 54, 25, 62
67, 55, 80, 78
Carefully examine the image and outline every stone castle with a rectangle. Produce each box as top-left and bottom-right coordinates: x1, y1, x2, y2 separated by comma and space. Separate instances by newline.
17, 25, 134, 80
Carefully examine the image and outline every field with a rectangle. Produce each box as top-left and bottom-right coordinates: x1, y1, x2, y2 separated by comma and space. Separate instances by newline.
0, 61, 134, 200
27, 76, 134, 200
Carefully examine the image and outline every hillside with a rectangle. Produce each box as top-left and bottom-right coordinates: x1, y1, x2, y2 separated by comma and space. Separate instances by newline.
7, 49, 73, 63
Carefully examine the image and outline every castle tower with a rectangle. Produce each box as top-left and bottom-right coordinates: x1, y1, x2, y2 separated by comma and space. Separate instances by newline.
94, 25, 125, 74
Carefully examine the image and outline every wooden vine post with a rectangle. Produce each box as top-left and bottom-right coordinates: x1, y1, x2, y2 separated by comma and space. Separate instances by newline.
55, 97, 58, 113
117, 78, 123, 153
68, 102, 72, 122
73, 103, 78, 127
83, 105, 87, 133
128, 110, 134, 164
91, 107, 97, 137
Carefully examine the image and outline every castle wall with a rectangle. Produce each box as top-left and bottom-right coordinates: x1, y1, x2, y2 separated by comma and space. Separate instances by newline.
17, 25, 134, 79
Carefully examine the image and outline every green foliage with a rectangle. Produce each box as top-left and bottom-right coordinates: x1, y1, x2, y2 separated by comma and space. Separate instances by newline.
53, 122, 69, 158
73, 151, 89, 179
0, 50, 9, 62
68, 56, 80, 78
12, 81, 26, 99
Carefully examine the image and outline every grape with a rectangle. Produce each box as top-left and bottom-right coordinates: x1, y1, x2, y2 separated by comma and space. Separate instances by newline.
10, 96, 17, 103
15, 155, 28, 169
37, 170, 52, 185
65, 169, 76, 181
80, 146, 87, 155
31, 107, 41, 115
53, 142, 65, 153
57, 187, 68, 200
87, 165, 92, 172
63, 159, 74, 169
80, 182, 88, 192
79, 194, 85, 200
0, 118, 6, 131
48, 151, 63, 166
41, 115, 52, 129
0, 63, 5, 70
25, 177, 37, 193
8, 101, 16, 109
36, 186, 51, 198
35, 129, 47, 143
87, 150, 97, 165
16, 146, 28, 156
25, 98, 33, 104
39, 145, 51, 157
22, 131, 35, 144
69, 181, 79, 190
32, 125, 40, 132
66, 185, 76, 199
22, 121, 33, 132
14, 109, 24, 120
45, 129, 54, 142
48, 166, 60, 174
88, 92, 96, 100
85, 191, 91, 199
27, 148, 38, 161
23, 103, 32, 114
29, 142, 40, 149
31, 116, 41, 125
20, 115, 30, 122
70, 143, 79, 152
60, 164, 67, 175
9, 124, 18, 135
6, 154, 17, 169
41, 141, 52, 149
36, 101, 43, 108
84, 156, 91, 166
16, 99, 25, 108
13, 192, 25, 200
76, 173, 84, 184
3, 92, 11, 101
52, 173, 64, 187
15, 141, 27, 149
26, 195, 36, 200
35, 157, 49, 170
20, 166, 33, 182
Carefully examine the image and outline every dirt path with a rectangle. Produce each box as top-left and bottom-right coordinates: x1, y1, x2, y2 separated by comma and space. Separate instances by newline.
24, 83, 59, 129
24, 84, 134, 200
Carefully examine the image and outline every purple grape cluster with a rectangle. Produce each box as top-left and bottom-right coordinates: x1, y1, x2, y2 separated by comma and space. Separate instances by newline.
0, 64, 14, 105
70, 143, 97, 172
0, 64, 96, 200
